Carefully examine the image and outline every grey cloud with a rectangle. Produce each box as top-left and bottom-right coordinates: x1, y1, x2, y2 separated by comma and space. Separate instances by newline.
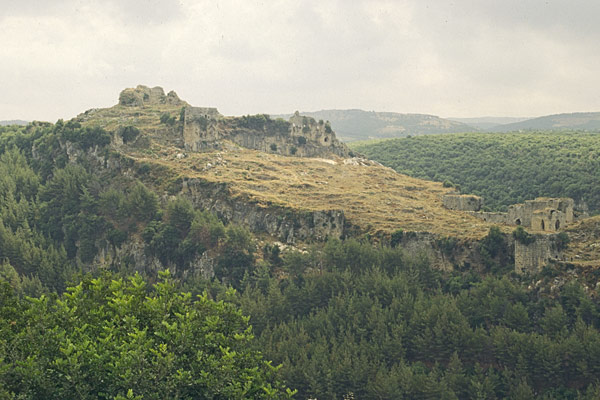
3, 0, 600, 120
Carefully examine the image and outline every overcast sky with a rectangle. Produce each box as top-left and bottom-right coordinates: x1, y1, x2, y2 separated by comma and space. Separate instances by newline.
2, 0, 600, 121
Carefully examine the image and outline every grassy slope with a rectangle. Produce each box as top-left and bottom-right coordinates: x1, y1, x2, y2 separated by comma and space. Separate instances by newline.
125, 142, 498, 239
350, 132, 600, 213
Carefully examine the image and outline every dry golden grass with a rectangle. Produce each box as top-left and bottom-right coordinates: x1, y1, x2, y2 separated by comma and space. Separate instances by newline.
124, 141, 505, 239
78, 103, 186, 133
564, 216, 600, 268
80, 100, 511, 240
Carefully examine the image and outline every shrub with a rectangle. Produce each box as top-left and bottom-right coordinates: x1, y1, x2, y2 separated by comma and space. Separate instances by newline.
390, 229, 404, 247
513, 226, 536, 245
117, 126, 140, 144
160, 112, 176, 126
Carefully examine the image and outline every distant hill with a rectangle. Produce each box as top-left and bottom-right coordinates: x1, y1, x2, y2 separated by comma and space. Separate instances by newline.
448, 116, 529, 130
488, 112, 600, 132
274, 109, 474, 141
0, 120, 28, 126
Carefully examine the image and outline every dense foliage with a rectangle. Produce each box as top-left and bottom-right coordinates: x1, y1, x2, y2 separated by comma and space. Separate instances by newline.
0, 122, 251, 294
234, 238, 600, 399
0, 271, 293, 399
351, 132, 600, 213
2, 122, 600, 399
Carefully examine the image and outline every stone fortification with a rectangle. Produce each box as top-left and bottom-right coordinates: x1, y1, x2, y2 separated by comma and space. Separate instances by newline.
506, 198, 574, 229
443, 196, 575, 232
442, 194, 483, 211
182, 109, 351, 158
514, 234, 562, 274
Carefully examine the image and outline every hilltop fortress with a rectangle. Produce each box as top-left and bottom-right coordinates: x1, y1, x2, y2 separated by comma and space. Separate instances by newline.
114, 85, 351, 158
182, 107, 350, 158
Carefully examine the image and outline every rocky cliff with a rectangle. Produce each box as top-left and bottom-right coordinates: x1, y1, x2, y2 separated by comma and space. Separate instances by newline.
180, 177, 346, 243
182, 108, 351, 158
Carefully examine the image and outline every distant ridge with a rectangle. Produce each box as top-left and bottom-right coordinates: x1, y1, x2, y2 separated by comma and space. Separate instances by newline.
488, 112, 600, 132
448, 116, 529, 130
274, 109, 474, 141
0, 120, 28, 126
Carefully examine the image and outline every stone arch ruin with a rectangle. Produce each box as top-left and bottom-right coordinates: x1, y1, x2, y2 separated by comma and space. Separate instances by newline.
443, 195, 574, 232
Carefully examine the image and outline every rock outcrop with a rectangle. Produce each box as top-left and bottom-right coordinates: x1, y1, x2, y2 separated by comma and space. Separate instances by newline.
182, 108, 351, 158
118, 85, 184, 107
180, 178, 345, 243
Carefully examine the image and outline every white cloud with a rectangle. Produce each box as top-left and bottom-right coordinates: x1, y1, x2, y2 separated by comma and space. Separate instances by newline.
2, 0, 600, 121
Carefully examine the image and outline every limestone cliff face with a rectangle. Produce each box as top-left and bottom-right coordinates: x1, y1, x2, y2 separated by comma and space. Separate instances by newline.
180, 178, 345, 243
182, 108, 351, 158
93, 237, 215, 280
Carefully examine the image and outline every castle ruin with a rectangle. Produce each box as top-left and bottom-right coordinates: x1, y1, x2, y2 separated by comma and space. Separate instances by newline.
182, 108, 351, 158
443, 195, 575, 232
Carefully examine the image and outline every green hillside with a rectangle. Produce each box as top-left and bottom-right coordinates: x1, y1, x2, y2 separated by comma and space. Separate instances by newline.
351, 131, 600, 213
490, 112, 600, 132
1, 110, 600, 398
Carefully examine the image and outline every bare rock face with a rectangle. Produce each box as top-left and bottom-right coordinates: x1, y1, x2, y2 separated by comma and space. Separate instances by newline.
180, 178, 345, 243
118, 85, 184, 107
182, 108, 351, 158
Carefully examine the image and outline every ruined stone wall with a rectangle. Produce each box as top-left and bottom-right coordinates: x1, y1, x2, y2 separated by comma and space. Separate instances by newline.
467, 211, 508, 224
531, 208, 568, 232
465, 197, 574, 231
514, 234, 562, 274
507, 198, 574, 227
182, 108, 350, 158
119, 85, 184, 107
442, 194, 483, 211
182, 106, 224, 151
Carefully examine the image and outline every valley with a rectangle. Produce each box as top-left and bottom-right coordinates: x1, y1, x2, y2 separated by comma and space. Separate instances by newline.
1, 86, 600, 399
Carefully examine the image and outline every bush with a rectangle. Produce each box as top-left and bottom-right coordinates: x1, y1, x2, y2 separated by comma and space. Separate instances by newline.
160, 112, 176, 126
554, 232, 570, 250
513, 226, 536, 245
0, 271, 291, 398
117, 126, 140, 144
390, 229, 404, 247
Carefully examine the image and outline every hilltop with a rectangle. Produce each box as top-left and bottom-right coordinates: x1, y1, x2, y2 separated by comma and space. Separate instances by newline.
2, 86, 600, 399
487, 111, 600, 132
274, 109, 474, 141
75, 85, 495, 241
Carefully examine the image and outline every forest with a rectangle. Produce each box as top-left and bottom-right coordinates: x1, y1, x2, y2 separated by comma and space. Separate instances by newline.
350, 131, 600, 213
1, 122, 600, 399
